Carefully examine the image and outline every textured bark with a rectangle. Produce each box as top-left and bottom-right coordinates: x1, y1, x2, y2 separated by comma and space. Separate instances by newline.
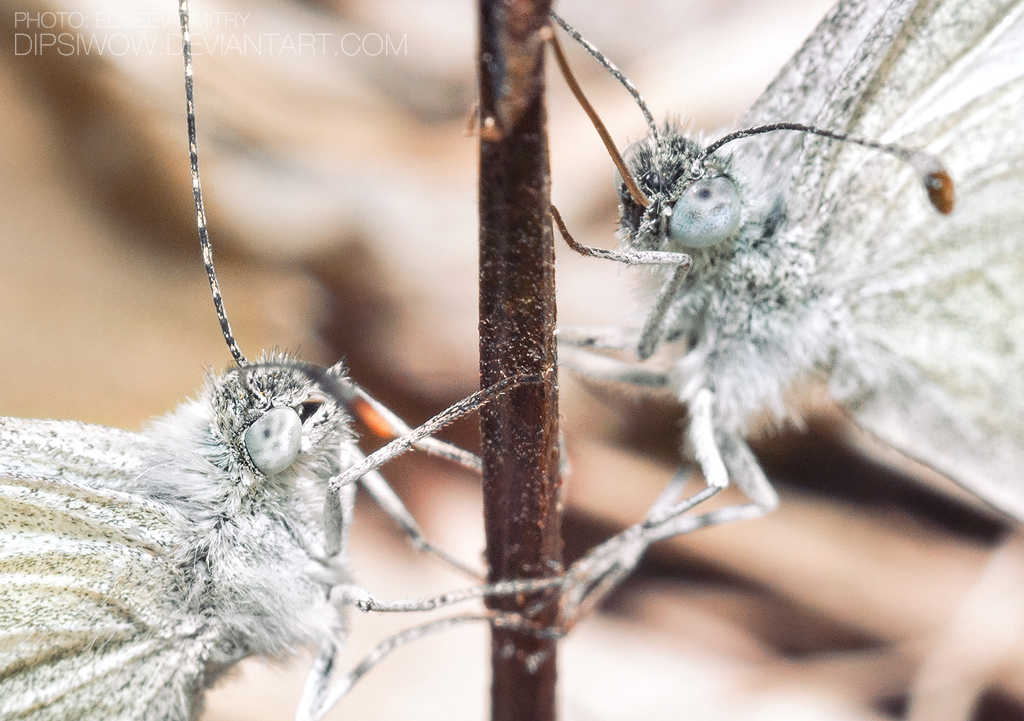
478, 2, 561, 720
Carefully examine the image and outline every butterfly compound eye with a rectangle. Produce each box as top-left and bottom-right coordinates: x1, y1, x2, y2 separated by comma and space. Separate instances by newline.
244, 407, 303, 475
668, 176, 742, 247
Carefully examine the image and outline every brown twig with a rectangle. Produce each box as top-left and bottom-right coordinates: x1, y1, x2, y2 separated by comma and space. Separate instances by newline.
477, 1, 562, 720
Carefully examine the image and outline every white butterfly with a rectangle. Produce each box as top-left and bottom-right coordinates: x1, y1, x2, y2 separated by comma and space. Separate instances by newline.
556, 0, 1024, 582
0, 358, 335, 720
0, 1, 522, 717
0, 353, 506, 720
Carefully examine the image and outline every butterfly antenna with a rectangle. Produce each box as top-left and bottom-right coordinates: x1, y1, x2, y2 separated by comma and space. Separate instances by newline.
701, 122, 954, 214
550, 12, 657, 139
546, 28, 649, 208
178, 0, 248, 366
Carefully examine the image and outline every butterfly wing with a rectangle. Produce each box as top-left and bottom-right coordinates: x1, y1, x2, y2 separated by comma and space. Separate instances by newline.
0, 418, 202, 720
730, 0, 1024, 517
729, 0, 913, 221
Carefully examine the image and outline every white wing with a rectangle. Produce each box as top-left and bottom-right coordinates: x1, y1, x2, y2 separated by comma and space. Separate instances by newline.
730, 0, 1024, 517
0, 418, 200, 720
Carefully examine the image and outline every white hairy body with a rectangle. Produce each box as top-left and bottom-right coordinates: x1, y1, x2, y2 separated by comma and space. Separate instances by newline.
0, 360, 351, 720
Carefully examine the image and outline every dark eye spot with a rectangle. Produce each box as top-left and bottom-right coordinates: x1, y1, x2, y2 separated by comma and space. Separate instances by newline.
296, 401, 324, 423
697, 187, 712, 200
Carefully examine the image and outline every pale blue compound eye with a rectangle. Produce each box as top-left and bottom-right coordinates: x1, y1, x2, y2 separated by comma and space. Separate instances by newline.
244, 407, 302, 475
668, 176, 742, 247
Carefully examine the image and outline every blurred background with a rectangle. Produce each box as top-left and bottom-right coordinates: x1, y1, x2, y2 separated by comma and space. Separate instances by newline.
1, 0, 1022, 719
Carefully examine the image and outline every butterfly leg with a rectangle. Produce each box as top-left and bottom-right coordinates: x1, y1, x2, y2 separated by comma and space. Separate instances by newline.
296, 479, 358, 721
636, 263, 691, 360
558, 342, 672, 389
329, 373, 545, 490
307, 611, 555, 721
552, 205, 690, 360
332, 381, 488, 578
343, 381, 483, 474
556, 389, 778, 628
555, 389, 722, 625
323, 466, 358, 559
303, 447, 553, 719
558, 325, 643, 351
556, 257, 688, 362
637, 432, 778, 547
302, 577, 561, 721
294, 641, 337, 721
356, 461, 483, 578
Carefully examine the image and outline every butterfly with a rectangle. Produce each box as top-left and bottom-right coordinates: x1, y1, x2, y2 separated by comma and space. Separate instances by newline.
554, 0, 1024, 597
0, 349, 526, 721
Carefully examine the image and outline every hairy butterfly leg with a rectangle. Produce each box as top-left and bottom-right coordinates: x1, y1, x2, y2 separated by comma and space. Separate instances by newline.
341, 380, 482, 473
555, 389, 778, 628
294, 476, 358, 721
559, 343, 672, 389
329, 373, 545, 492
558, 325, 643, 352
308, 610, 559, 721
322, 369, 486, 577
297, 439, 482, 716
552, 205, 691, 360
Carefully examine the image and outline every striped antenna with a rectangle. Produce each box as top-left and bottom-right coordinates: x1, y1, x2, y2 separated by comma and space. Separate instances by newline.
178, 0, 248, 366
700, 122, 954, 215
550, 12, 657, 140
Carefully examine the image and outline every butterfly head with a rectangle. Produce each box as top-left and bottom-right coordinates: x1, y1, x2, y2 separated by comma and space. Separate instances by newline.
618, 124, 743, 255
209, 353, 354, 484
